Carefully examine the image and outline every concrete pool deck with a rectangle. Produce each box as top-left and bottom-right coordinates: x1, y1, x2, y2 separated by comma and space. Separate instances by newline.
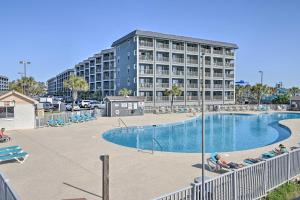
0, 111, 300, 200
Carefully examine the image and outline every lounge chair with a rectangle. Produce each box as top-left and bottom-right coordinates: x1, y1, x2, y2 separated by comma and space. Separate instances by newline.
243, 158, 263, 165
262, 150, 278, 159
0, 148, 23, 157
206, 153, 230, 172
0, 146, 21, 152
0, 152, 29, 164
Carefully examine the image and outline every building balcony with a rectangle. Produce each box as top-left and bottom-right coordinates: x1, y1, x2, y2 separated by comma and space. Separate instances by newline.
172, 57, 184, 64
156, 96, 170, 102
139, 83, 153, 89
173, 83, 184, 88
214, 62, 224, 67
225, 74, 234, 78
225, 51, 234, 56
156, 57, 169, 62
214, 84, 223, 89
225, 85, 234, 89
156, 70, 169, 76
225, 63, 234, 67
172, 71, 184, 76
225, 96, 234, 101
156, 83, 169, 88
156, 43, 169, 50
139, 55, 153, 62
213, 73, 223, 78
172, 45, 184, 51
139, 69, 153, 75
201, 48, 211, 54
187, 84, 198, 89
139, 41, 153, 48
213, 50, 223, 55
213, 95, 223, 101
187, 46, 198, 52
205, 72, 211, 78
187, 59, 198, 65
187, 96, 198, 101
144, 96, 153, 102
174, 96, 184, 101
186, 71, 198, 77
205, 61, 211, 66
205, 84, 211, 89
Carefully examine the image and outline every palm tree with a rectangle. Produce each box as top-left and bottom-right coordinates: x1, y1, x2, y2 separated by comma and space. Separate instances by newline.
64, 75, 88, 108
164, 85, 182, 111
235, 85, 245, 104
251, 84, 268, 105
118, 88, 132, 97
289, 87, 300, 97
9, 76, 46, 96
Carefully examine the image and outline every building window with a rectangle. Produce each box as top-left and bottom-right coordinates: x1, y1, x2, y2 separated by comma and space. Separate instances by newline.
134, 78, 136, 83
128, 52, 130, 60
0, 107, 14, 118
134, 64, 136, 69
134, 50, 136, 55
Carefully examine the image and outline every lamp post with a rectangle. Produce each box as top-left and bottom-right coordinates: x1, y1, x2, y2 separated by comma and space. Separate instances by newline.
19, 60, 31, 78
258, 70, 263, 105
201, 52, 206, 200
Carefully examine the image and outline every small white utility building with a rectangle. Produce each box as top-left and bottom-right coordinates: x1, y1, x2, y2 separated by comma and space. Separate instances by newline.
0, 91, 38, 130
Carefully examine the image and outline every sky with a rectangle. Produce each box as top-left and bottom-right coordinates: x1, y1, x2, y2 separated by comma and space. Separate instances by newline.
0, 0, 300, 87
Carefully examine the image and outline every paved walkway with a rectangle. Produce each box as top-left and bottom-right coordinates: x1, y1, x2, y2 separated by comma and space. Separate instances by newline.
0, 112, 300, 200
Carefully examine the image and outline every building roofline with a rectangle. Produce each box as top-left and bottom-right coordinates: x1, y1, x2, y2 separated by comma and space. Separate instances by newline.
0, 75, 9, 80
112, 30, 238, 49
0, 90, 39, 104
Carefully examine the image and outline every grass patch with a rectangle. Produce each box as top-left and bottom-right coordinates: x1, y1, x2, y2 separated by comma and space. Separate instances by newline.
266, 182, 300, 200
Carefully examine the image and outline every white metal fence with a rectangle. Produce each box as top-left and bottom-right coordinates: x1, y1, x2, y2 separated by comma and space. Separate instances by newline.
35, 109, 104, 128
0, 172, 20, 200
153, 148, 300, 200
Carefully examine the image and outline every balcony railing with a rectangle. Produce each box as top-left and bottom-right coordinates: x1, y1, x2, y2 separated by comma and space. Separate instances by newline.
172, 71, 184, 76
156, 70, 169, 75
187, 84, 198, 89
213, 95, 223, 100
172, 45, 184, 51
144, 96, 153, 102
225, 96, 234, 100
205, 84, 211, 89
225, 51, 234, 56
187, 96, 198, 101
156, 57, 169, 62
187, 59, 198, 64
172, 57, 184, 63
205, 61, 211, 65
156, 83, 169, 88
187, 46, 198, 52
205, 72, 211, 77
225, 85, 234, 89
213, 73, 223, 78
213, 50, 223, 55
156, 43, 169, 49
139, 69, 153, 75
156, 96, 170, 102
201, 48, 211, 54
205, 96, 212, 101
225, 74, 234, 78
186, 71, 198, 76
214, 84, 223, 89
139, 55, 153, 61
173, 83, 184, 88
174, 96, 184, 101
139, 83, 153, 88
139, 41, 153, 47
214, 62, 224, 66
225, 63, 234, 67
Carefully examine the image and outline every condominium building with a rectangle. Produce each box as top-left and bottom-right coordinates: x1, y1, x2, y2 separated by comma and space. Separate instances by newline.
112, 30, 238, 106
74, 48, 116, 97
47, 69, 74, 96
0, 75, 9, 91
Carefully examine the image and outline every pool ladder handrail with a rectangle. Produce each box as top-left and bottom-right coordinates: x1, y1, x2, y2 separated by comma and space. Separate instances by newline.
118, 118, 128, 128
152, 137, 163, 153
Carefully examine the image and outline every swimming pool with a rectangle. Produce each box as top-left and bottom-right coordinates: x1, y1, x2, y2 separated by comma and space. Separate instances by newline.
102, 113, 300, 153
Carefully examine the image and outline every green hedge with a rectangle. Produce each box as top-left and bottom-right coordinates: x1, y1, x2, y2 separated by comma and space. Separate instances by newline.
266, 182, 300, 200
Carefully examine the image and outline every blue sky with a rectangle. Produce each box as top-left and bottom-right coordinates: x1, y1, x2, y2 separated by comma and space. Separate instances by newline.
0, 0, 300, 87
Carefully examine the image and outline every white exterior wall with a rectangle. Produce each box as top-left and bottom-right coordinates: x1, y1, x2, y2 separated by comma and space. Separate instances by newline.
0, 104, 36, 130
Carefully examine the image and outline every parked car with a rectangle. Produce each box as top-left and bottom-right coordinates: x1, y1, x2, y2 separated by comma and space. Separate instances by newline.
88, 101, 105, 109
66, 104, 81, 111
79, 100, 92, 108
42, 102, 54, 112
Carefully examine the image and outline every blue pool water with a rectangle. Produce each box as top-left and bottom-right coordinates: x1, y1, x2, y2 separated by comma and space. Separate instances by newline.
102, 113, 300, 153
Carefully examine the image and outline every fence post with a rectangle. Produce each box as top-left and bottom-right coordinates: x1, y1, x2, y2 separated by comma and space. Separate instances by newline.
191, 183, 197, 200
264, 161, 268, 194
287, 152, 291, 182
233, 170, 237, 200
100, 155, 109, 200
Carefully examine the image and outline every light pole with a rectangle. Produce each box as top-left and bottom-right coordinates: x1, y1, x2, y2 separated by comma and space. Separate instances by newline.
19, 60, 31, 78
258, 70, 263, 105
201, 52, 206, 200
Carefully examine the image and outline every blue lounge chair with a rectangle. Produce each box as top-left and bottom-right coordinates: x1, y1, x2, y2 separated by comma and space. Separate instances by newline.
0, 152, 29, 164
206, 153, 230, 172
0, 148, 22, 157
0, 146, 21, 152
262, 151, 277, 159
243, 158, 263, 165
